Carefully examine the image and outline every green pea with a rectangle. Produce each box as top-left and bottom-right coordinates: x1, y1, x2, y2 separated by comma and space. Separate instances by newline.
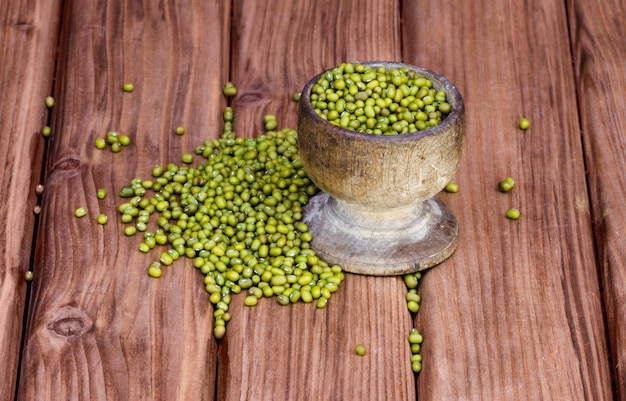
42, 126, 52, 138
74, 207, 87, 218
175, 126, 185, 135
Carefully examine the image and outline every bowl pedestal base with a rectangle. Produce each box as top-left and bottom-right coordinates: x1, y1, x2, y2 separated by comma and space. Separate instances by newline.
302, 192, 459, 276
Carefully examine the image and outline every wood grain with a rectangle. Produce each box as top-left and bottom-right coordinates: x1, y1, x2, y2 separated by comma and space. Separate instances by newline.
569, 0, 626, 398
230, 0, 401, 135
404, 0, 613, 399
18, 1, 230, 399
3, 0, 623, 399
0, 1, 62, 400
220, 0, 416, 400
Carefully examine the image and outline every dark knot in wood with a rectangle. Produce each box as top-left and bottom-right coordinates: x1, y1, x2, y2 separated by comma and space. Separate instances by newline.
47, 307, 93, 340
49, 155, 82, 178
49, 317, 85, 337
52, 155, 81, 171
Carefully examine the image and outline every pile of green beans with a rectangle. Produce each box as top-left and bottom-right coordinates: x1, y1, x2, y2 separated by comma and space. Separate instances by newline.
117, 108, 344, 339
408, 327, 424, 373
403, 271, 424, 373
309, 63, 451, 135
95, 131, 131, 153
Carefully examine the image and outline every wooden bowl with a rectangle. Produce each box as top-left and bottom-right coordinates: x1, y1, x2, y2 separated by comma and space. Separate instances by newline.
298, 62, 465, 275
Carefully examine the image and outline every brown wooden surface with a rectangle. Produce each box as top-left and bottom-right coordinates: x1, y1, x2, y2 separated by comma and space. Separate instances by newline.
0, 0, 624, 400
569, 0, 626, 398
0, 1, 63, 400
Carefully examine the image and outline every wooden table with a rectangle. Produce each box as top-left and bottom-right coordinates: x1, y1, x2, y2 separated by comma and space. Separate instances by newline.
1, 0, 624, 400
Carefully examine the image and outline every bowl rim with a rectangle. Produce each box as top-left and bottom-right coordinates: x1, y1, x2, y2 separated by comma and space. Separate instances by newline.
299, 61, 465, 143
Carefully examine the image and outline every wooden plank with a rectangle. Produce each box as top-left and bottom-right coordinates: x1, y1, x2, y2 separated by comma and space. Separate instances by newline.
569, 0, 626, 398
403, 0, 613, 399
18, 1, 230, 400
0, 1, 63, 400
219, 1, 418, 400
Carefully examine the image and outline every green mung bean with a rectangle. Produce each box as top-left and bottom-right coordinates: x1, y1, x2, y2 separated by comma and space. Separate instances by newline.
506, 208, 521, 220
116, 108, 344, 339
519, 117, 530, 130
95, 137, 106, 149
24, 271, 34, 282
122, 83, 135, 92
74, 207, 87, 218
45, 96, 55, 108
444, 182, 459, 193
355, 344, 367, 356
42, 126, 52, 138
310, 63, 452, 135
97, 214, 108, 225
498, 177, 515, 193
222, 82, 237, 97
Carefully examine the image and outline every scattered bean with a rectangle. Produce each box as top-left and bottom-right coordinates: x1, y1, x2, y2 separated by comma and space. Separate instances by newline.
519, 117, 530, 130
355, 344, 367, 356
444, 182, 459, 193
506, 208, 521, 220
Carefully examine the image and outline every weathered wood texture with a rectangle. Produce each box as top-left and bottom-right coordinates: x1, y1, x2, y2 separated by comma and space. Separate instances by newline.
18, 1, 230, 400
0, 1, 62, 400
221, 1, 416, 400
569, 0, 626, 398
2, 0, 623, 400
404, 0, 614, 400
